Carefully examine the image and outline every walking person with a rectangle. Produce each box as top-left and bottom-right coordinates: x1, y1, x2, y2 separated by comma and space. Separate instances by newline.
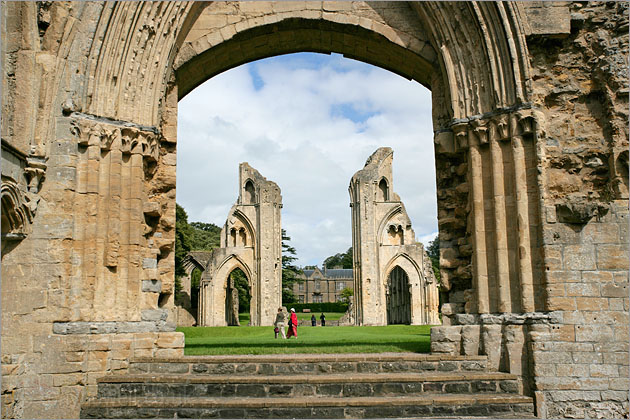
274, 307, 286, 339
320, 313, 326, 326
287, 308, 298, 339
311, 314, 317, 326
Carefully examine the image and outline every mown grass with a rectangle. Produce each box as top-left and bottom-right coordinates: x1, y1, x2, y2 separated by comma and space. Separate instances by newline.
177, 325, 432, 355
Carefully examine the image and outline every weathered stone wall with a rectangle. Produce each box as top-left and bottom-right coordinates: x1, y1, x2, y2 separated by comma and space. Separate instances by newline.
431, 2, 629, 418
526, 3, 629, 418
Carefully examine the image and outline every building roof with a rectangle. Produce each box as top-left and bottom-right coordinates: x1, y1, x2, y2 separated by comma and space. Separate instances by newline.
301, 268, 353, 280
187, 251, 213, 267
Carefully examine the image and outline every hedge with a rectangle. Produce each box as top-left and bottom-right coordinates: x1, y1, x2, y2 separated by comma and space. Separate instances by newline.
287, 302, 349, 313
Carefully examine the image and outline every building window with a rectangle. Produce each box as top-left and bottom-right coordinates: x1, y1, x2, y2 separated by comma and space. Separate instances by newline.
337, 282, 345, 290
298, 295, 305, 303
298, 283, 305, 291
313, 294, 322, 303
315, 281, 321, 291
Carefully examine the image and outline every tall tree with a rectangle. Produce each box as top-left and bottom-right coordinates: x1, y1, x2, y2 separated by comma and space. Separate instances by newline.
426, 236, 441, 284
323, 247, 353, 269
175, 203, 192, 278
189, 221, 221, 250
281, 229, 303, 304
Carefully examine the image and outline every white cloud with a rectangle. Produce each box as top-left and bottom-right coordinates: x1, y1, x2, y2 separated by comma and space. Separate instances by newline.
177, 53, 436, 266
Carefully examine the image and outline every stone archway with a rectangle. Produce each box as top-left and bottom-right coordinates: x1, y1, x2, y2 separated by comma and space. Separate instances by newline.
2, 2, 628, 418
386, 266, 411, 325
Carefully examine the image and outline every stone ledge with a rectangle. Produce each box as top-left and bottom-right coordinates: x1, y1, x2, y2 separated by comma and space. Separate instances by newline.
52, 320, 176, 335
130, 353, 487, 363
82, 393, 534, 408
97, 371, 519, 384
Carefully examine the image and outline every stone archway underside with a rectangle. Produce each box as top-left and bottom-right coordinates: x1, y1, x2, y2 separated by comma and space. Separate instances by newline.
2, 2, 628, 418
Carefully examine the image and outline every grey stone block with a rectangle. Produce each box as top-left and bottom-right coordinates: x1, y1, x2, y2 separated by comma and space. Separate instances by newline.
66, 322, 90, 334
52, 322, 68, 334
142, 258, 157, 269
141, 309, 168, 321
142, 279, 162, 293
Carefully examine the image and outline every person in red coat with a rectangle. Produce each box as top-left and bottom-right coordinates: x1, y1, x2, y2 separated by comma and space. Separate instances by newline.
286, 308, 298, 339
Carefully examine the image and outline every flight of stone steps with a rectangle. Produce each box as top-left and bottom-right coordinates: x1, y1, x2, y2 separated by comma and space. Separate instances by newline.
81, 353, 535, 418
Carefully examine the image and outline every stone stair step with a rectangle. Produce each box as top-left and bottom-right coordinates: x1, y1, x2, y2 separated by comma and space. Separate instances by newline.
97, 372, 521, 399
81, 394, 535, 419
129, 353, 488, 375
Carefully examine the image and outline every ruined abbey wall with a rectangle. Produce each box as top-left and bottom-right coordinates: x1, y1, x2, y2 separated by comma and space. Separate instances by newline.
1, 2, 627, 418
199, 163, 282, 327
349, 147, 440, 326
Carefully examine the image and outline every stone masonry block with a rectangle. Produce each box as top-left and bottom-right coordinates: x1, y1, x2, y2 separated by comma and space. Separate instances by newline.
564, 244, 596, 270
481, 325, 502, 371
575, 325, 614, 342
142, 258, 157, 269
141, 309, 168, 322
141, 280, 162, 293
589, 364, 619, 377
461, 325, 480, 356
596, 244, 629, 270
565, 283, 599, 297
601, 282, 628, 298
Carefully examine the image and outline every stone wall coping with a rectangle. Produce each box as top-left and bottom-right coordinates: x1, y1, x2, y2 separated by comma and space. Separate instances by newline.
82, 394, 534, 409
131, 353, 488, 363
98, 371, 518, 384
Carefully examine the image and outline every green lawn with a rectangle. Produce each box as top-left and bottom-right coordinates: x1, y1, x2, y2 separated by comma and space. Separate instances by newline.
177, 325, 432, 355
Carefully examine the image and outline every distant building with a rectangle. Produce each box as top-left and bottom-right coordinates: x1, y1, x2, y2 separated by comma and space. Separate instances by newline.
293, 267, 354, 304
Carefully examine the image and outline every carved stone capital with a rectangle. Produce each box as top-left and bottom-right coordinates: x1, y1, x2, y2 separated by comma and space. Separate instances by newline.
1, 179, 35, 240
490, 114, 510, 142
452, 122, 470, 149
470, 120, 489, 146
72, 118, 160, 162
515, 109, 536, 136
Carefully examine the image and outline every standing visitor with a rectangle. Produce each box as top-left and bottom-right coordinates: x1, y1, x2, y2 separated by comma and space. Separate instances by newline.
287, 308, 298, 339
320, 313, 326, 326
311, 314, 317, 326
274, 307, 286, 339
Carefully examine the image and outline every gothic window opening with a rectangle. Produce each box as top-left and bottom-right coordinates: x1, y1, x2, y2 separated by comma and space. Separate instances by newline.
244, 180, 256, 204
230, 228, 237, 247
238, 227, 247, 246
225, 268, 251, 326
386, 266, 411, 325
378, 177, 389, 201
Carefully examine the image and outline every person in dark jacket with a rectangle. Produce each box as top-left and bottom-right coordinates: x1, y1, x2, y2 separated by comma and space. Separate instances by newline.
320, 313, 326, 326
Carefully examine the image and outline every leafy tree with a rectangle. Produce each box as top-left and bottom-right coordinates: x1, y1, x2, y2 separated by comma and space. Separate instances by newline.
191, 268, 202, 289
230, 268, 250, 312
189, 222, 221, 250
175, 203, 192, 278
426, 236, 441, 284
339, 287, 354, 304
282, 229, 303, 304
323, 247, 353, 269
175, 204, 221, 299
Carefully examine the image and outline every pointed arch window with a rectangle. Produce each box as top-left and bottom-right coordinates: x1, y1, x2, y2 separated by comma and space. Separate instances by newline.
244, 180, 256, 204
378, 178, 389, 201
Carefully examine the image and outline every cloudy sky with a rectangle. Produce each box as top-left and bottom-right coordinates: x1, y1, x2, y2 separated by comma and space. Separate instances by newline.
177, 52, 437, 267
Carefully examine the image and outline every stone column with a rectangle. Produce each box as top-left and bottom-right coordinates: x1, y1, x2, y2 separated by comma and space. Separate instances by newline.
510, 127, 535, 313
487, 125, 511, 313
462, 123, 489, 314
